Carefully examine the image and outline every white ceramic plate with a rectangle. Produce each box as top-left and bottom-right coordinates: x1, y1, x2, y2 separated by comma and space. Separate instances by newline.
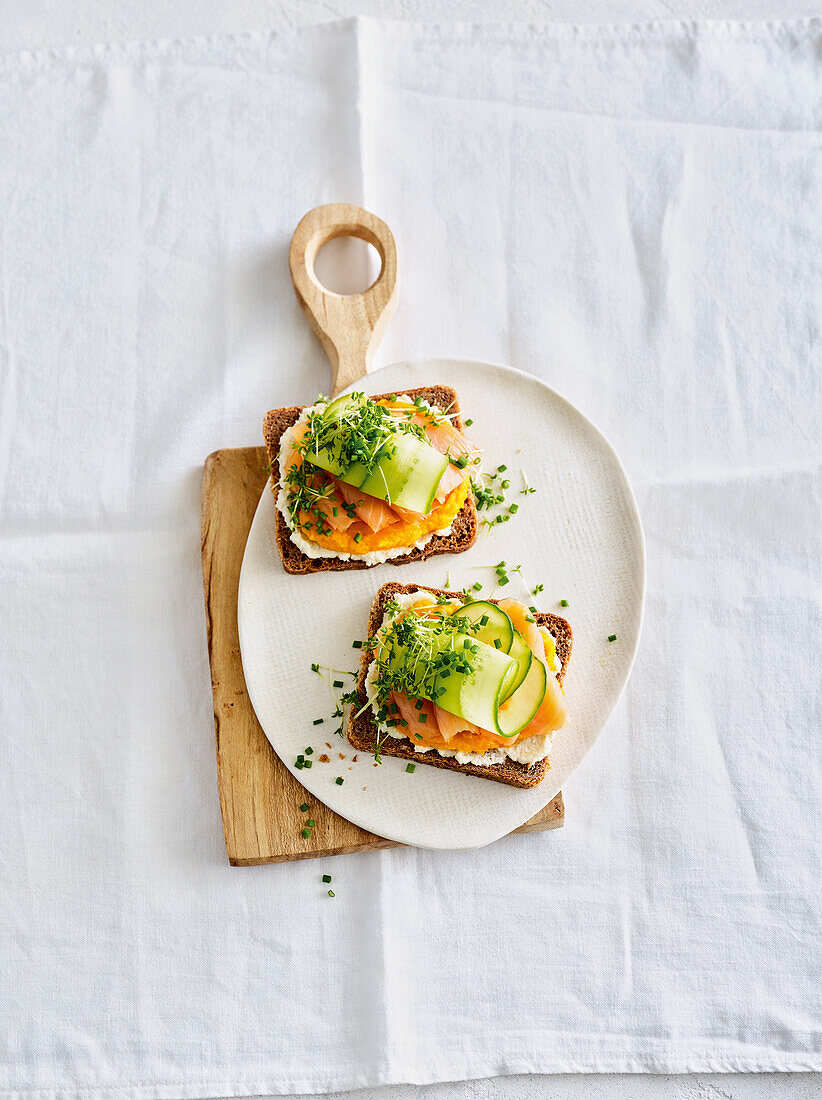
238, 359, 645, 850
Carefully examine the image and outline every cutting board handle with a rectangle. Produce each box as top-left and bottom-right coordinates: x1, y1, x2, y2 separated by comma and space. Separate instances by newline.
289, 203, 399, 396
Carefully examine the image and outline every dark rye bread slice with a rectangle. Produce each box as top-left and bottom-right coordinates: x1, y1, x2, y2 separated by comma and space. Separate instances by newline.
348, 582, 573, 789
263, 385, 478, 575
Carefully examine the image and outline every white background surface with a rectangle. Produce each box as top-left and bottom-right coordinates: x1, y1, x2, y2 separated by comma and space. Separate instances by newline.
1, 0, 818, 53
1, 4, 819, 1100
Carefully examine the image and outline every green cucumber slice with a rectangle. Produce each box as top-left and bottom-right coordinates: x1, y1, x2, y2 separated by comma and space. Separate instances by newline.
434, 638, 518, 733
496, 652, 547, 738
500, 630, 532, 702
305, 395, 448, 513
449, 601, 514, 653
356, 431, 447, 513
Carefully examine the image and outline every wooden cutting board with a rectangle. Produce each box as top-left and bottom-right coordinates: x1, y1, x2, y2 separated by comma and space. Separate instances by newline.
201, 444, 564, 865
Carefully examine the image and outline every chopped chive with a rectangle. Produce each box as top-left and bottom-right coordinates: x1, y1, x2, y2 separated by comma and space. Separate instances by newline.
493, 638, 502, 649
560, 599, 569, 607
305, 746, 313, 755
335, 776, 344, 785
608, 634, 618, 642
499, 576, 509, 586
301, 828, 311, 838
509, 503, 518, 514
525, 615, 535, 623
311, 662, 319, 673
354, 532, 362, 543
333, 680, 344, 688
313, 718, 324, 726
406, 763, 416, 773
464, 418, 473, 426
296, 755, 304, 764
415, 732, 423, 739
307, 818, 315, 827
303, 759, 312, 768
328, 890, 335, 897
529, 605, 538, 614
472, 581, 482, 591
352, 640, 363, 649
415, 699, 424, 710
498, 464, 507, 472
479, 614, 489, 626
322, 874, 332, 883
332, 507, 338, 516
419, 714, 428, 724
300, 802, 309, 812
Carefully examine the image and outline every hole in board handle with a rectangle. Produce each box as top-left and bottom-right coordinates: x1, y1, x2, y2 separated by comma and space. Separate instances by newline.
312, 235, 382, 296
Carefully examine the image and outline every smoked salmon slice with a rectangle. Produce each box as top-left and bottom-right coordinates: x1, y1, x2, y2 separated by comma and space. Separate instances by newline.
390, 692, 440, 740
433, 462, 470, 504
391, 502, 426, 523
336, 481, 398, 535
423, 419, 478, 462
417, 413, 480, 504
314, 494, 356, 532
432, 704, 481, 743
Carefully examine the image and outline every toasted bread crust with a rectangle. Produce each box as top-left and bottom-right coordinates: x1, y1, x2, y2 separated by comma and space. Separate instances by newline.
347, 582, 573, 789
263, 386, 478, 574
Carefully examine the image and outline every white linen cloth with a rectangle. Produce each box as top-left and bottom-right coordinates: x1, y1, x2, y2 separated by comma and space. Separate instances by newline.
1, 17, 821, 1097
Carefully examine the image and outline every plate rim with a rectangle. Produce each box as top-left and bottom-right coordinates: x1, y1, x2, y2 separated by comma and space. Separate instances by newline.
238, 356, 646, 850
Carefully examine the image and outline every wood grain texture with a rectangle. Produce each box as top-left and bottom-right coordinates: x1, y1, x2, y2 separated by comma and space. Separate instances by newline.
289, 203, 399, 395
201, 445, 564, 866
